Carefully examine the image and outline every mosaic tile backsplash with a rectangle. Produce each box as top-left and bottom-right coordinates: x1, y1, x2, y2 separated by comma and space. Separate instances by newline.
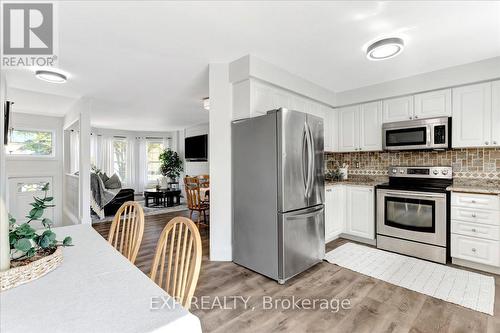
325, 148, 500, 179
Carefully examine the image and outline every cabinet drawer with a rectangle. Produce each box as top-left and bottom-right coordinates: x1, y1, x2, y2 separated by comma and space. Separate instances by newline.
451, 207, 500, 226
451, 234, 500, 267
451, 220, 500, 240
451, 192, 499, 211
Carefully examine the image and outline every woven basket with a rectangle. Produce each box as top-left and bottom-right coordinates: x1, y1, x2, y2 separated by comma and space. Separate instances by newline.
0, 247, 63, 292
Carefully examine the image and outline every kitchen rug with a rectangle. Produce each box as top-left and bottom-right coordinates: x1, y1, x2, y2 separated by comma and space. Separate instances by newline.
325, 243, 495, 315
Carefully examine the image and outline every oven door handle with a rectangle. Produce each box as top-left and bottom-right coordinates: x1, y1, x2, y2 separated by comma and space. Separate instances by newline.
383, 191, 446, 199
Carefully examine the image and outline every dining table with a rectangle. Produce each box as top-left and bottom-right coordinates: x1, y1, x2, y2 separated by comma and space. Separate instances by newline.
0, 224, 202, 333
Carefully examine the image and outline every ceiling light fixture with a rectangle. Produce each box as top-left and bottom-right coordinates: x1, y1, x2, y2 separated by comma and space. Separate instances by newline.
366, 37, 404, 61
35, 70, 67, 83
202, 97, 210, 111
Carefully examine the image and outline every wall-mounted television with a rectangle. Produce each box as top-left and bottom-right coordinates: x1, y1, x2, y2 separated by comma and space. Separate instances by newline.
4, 101, 13, 145
185, 134, 208, 162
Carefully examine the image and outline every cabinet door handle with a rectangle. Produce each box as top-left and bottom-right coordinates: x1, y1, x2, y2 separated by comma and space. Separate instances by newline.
326, 189, 332, 192
471, 200, 477, 204
472, 212, 477, 218
494, 141, 498, 145
409, 116, 413, 120
471, 248, 477, 253
414, 115, 418, 119
485, 141, 489, 145
471, 228, 477, 232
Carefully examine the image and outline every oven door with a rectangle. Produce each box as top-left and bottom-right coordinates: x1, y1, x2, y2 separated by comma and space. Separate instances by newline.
383, 125, 430, 150
377, 189, 447, 247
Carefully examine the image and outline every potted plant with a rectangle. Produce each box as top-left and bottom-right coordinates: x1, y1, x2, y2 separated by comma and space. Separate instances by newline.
159, 148, 183, 189
1, 183, 72, 291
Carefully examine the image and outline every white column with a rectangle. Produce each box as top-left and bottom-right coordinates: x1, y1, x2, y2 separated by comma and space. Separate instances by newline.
79, 99, 91, 224
0, 75, 10, 270
208, 63, 232, 261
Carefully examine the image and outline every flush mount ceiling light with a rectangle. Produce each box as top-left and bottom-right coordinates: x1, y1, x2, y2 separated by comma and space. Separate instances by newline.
35, 70, 67, 83
202, 97, 210, 111
366, 37, 404, 61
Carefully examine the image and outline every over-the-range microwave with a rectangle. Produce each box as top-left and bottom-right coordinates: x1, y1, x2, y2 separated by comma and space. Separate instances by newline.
382, 116, 451, 151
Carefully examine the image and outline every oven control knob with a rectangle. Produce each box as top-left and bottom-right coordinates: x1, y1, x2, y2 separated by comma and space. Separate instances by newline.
433, 170, 439, 175
391, 168, 397, 174
441, 169, 449, 175
399, 169, 405, 174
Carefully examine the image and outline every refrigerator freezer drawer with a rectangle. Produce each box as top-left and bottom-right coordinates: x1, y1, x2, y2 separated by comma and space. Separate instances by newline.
279, 205, 325, 282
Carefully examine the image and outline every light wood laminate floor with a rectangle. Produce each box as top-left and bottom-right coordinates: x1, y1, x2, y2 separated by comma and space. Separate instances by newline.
93, 211, 500, 333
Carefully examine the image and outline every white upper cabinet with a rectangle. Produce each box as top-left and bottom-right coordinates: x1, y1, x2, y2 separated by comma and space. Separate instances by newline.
359, 101, 382, 151
414, 89, 452, 119
338, 102, 382, 152
338, 105, 359, 152
382, 96, 414, 123
345, 186, 375, 240
452, 82, 492, 148
324, 106, 338, 152
492, 80, 500, 147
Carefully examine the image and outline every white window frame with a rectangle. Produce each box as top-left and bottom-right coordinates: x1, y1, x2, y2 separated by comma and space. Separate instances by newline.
5, 127, 57, 160
112, 137, 129, 183
146, 139, 164, 184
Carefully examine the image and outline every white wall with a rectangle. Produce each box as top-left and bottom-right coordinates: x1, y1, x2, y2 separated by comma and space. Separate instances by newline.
63, 98, 91, 225
335, 56, 500, 106
178, 122, 209, 177
5, 112, 64, 226
0, 74, 9, 270
209, 63, 232, 261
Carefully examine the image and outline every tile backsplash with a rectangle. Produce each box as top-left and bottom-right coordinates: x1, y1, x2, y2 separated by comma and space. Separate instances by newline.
325, 148, 500, 179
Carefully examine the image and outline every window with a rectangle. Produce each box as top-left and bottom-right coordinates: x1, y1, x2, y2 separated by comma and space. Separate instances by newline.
113, 138, 128, 182
6, 129, 54, 156
147, 140, 164, 182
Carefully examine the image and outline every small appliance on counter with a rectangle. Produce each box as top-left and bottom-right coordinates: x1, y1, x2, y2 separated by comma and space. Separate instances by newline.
376, 166, 453, 264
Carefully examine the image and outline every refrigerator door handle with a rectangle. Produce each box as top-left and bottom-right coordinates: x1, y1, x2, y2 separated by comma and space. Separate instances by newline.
285, 205, 324, 220
301, 123, 308, 194
305, 122, 314, 198
307, 121, 315, 198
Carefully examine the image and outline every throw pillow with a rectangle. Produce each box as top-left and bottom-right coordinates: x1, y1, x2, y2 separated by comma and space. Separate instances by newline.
99, 172, 110, 183
105, 173, 122, 189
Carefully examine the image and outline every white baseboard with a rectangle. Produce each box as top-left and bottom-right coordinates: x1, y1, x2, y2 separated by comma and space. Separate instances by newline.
452, 258, 500, 275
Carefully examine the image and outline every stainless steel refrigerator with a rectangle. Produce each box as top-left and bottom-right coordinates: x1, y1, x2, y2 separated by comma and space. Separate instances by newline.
232, 108, 325, 284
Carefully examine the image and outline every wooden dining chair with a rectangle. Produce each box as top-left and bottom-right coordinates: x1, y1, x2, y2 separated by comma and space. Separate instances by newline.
184, 177, 209, 227
150, 217, 202, 309
108, 201, 145, 264
197, 174, 210, 188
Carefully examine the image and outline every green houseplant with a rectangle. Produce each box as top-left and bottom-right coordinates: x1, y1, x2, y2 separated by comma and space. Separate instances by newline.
159, 148, 183, 186
9, 183, 72, 263
1, 183, 73, 291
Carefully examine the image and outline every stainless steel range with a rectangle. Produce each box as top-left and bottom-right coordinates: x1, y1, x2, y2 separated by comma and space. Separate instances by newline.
376, 166, 453, 264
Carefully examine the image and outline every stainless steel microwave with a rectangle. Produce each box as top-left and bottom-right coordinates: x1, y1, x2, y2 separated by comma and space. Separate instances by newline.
382, 117, 451, 151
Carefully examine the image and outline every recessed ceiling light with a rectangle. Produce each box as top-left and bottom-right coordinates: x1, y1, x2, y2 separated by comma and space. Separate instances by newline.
35, 70, 67, 83
202, 97, 210, 111
366, 37, 404, 61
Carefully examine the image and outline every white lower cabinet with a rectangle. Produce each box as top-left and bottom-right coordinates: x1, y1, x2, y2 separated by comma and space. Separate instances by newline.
451, 192, 500, 273
345, 186, 375, 240
325, 185, 345, 242
324, 185, 375, 243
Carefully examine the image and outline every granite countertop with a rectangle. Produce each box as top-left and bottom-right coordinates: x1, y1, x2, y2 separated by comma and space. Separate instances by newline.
326, 175, 388, 187
446, 179, 500, 195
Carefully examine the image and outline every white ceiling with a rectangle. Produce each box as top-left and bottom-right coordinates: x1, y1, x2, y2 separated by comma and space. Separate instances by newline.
3, 1, 500, 131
